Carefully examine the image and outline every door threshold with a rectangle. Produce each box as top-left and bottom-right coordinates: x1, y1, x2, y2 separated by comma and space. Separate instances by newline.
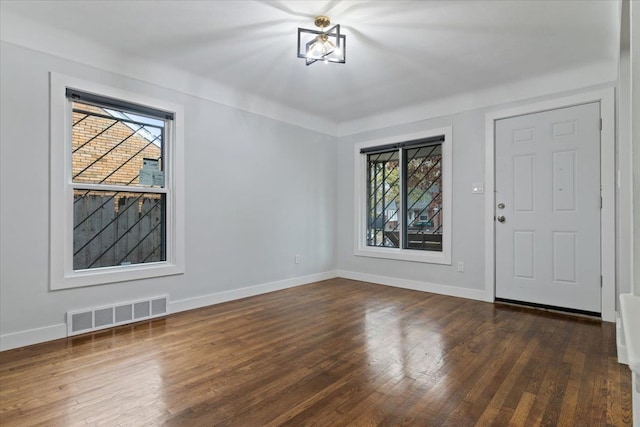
495, 298, 601, 320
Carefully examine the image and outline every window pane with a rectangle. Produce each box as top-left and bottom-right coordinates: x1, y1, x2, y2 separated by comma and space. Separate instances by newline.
405, 144, 443, 251
367, 151, 400, 248
71, 102, 164, 187
73, 190, 166, 270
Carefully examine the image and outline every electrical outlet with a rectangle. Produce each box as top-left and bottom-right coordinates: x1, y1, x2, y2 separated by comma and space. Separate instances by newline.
457, 261, 464, 272
295, 254, 301, 264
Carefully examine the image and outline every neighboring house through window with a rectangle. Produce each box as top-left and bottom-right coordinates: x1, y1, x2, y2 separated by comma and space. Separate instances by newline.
71, 97, 167, 270
354, 127, 452, 264
50, 74, 185, 289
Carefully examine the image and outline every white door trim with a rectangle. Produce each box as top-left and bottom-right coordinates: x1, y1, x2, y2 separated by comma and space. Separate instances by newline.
484, 88, 616, 321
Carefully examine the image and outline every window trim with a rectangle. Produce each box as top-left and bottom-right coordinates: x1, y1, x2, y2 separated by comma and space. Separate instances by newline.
354, 127, 452, 264
50, 72, 185, 290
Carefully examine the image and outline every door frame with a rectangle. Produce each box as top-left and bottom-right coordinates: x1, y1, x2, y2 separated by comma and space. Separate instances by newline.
484, 88, 615, 321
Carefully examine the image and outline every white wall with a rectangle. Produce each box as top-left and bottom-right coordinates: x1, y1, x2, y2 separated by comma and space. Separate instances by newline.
619, 48, 633, 297
336, 84, 624, 304
632, 0, 640, 297
336, 110, 487, 299
0, 41, 337, 348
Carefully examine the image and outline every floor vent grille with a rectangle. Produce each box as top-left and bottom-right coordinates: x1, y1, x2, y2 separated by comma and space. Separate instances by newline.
66, 295, 169, 336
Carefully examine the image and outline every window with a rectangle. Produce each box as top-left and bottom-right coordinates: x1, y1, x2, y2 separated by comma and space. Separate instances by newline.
50, 74, 184, 289
354, 127, 452, 264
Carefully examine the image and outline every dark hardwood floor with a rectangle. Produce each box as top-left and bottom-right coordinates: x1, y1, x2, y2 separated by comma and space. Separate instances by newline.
0, 278, 632, 426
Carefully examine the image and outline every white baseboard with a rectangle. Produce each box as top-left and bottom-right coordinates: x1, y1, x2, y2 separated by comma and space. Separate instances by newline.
336, 270, 488, 302
0, 271, 338, 352
170, 271, 338, 314
0, 323, 67, 352
1, 271, 490, 351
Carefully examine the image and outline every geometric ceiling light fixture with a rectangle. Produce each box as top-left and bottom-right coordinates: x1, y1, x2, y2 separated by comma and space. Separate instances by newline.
297, 15, 346, 65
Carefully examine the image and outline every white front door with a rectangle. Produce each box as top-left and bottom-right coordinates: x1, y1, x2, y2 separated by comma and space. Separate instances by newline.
495, 102, 601, 313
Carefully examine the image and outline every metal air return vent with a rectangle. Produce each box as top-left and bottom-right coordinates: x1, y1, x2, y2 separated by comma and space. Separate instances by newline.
66, 295, 169, 336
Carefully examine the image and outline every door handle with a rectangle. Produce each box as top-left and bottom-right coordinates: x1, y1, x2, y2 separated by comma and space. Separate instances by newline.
497, 215, 506, 223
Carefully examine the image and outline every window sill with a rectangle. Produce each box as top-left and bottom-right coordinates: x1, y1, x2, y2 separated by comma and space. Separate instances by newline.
51, 262, 184, 290
354, 246, 451, 265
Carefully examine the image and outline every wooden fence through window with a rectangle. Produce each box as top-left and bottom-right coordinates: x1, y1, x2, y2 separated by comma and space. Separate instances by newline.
73, 193, 164, 270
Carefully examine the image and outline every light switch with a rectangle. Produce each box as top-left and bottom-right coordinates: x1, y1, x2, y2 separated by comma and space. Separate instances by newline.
472, 182, 484, 194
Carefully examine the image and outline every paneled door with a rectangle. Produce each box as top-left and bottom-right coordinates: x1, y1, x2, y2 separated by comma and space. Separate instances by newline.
495, 102, 601, 313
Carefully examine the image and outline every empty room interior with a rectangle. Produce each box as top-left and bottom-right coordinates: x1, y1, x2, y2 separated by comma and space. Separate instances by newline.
0, 0, 639, 425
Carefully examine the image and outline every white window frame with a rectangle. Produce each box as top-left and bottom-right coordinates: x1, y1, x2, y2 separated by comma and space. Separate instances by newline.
354, 126, 452, 264
50, 72, 185, 290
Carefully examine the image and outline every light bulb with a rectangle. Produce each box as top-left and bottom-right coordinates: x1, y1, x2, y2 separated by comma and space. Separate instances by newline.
309, 41, 322, 56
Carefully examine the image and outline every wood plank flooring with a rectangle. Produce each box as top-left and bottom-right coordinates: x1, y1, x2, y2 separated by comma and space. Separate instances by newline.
0, 278, 633, 426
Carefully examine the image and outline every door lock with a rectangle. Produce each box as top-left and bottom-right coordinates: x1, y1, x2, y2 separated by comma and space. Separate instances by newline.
497, 215, 506, 223
497, 203, 505, 209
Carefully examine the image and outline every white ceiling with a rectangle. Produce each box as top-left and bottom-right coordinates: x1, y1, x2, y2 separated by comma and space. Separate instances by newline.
0, 1, 621, 135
